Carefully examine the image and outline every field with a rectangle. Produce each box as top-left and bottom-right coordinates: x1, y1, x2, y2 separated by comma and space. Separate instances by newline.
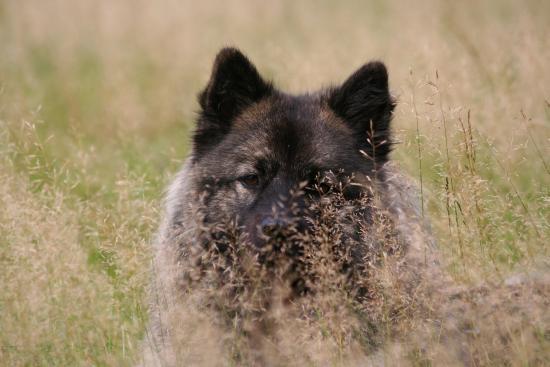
0, 0, 548, 365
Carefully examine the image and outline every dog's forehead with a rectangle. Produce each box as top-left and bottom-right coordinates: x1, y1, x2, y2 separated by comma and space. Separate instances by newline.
232, 95, 355, 168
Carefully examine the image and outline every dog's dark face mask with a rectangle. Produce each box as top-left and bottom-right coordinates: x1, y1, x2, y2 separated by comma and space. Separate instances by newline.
190, 48, 394, 250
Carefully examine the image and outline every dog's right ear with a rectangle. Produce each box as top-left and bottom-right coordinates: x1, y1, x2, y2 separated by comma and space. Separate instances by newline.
328, 61, 395, 165
193, 48, 272, 158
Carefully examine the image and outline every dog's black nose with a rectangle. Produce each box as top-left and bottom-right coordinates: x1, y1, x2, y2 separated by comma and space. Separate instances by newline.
260, 217, 287, 235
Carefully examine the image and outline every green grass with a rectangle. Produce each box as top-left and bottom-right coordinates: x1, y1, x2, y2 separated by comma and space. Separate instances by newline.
0, 0, 548, 365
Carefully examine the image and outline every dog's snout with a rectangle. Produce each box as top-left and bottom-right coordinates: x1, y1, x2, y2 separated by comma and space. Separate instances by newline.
260, 216, 287, 235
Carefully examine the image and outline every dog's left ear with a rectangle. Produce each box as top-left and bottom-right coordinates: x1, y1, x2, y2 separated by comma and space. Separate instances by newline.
328, 61, 395, 163
194, 48, 273, 159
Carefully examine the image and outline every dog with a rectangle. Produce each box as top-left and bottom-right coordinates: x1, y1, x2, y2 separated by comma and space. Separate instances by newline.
143, 47, 437, 366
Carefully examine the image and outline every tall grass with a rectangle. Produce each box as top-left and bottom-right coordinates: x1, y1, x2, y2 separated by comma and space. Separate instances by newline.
0, 0, 548, 365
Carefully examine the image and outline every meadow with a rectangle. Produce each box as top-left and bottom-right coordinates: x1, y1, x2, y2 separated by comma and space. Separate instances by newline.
0, 0, 548, 365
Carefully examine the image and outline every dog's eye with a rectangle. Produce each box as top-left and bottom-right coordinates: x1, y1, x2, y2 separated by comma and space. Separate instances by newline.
305, 172, 333, 196
310, 177, 333, 196
239, 174, 260, 188
318, 180, 332, 194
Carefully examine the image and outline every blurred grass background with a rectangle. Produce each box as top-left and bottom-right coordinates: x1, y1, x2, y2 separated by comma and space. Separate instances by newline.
0, 0, 548, 365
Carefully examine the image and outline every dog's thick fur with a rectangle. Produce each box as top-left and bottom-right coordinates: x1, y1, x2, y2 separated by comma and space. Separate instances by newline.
143, 48, 440, 366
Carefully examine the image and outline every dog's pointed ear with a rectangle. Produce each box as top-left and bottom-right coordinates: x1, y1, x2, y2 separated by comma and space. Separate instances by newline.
328, 61, 395, 163
199, 48, 272, 121
193, 48, 272, 158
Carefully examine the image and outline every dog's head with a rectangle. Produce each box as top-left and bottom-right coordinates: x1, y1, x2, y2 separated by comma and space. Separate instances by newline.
191, 48, 395, 248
